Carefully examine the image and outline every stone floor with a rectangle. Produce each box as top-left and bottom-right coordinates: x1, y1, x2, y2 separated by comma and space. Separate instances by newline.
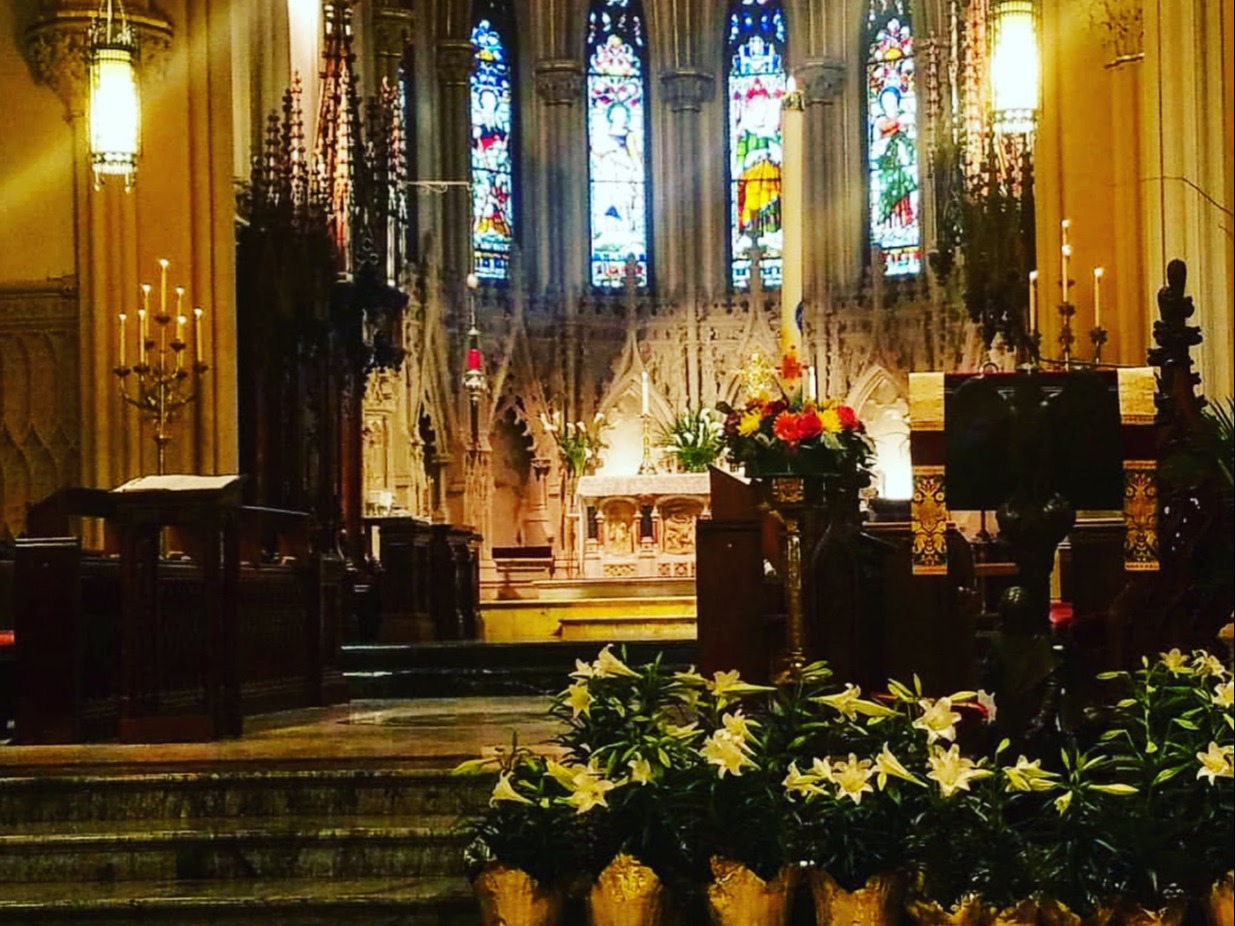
0, 697, 562, 774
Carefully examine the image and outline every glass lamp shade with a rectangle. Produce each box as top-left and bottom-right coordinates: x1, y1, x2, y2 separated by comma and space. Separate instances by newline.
990, 0, 1039, 135
89, 44, 141, 186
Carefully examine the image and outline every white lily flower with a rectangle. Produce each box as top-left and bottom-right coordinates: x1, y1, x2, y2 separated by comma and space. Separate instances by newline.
490, 772, 534, 806
831, 753, 876, 805
1213, 681, 1234, 709
1197, 742, 1234, 784
564, 681, 593, 719
1003, 755, 1060, 793
1193, 652, 1228, 679
874, 743, 925, 789
1159, 648, 1190, 674
783, 761, 825, 798
926, 744, 992, 798
975, 690, 998, 724
700, 729, 756, 778
628, 757, 654, 785
721, 709, 759, 742
914, 697, 962, 743
593, 645, 640, 679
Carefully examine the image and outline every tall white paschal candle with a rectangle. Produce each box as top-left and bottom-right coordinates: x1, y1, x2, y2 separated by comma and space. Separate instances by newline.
1093, 267, 1104, 329
641, 370, 649, 416
780, 76, 804, 368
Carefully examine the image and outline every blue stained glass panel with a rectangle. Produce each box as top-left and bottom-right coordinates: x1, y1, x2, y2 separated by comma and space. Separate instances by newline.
866, 0, 922, 276
727, 0, 787, 291
587, 0, 650, 289
471, 14, 515, 281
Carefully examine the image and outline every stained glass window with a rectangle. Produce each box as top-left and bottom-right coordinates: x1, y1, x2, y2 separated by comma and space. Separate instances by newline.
470, 3, 515, 281
727, 0, 787, 291
866, 0, 922, 276
586, 0, 650, 289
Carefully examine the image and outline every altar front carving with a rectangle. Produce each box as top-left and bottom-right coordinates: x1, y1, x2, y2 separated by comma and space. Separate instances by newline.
576, 473, 712, 579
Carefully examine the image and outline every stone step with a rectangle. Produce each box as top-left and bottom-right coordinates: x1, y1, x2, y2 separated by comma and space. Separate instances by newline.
0, 876, 479, 925
0, 770, 491, 827
0, 815, 466, 884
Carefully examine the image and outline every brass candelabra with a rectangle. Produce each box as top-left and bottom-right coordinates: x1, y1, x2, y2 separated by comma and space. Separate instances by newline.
114, 259, 209, 475
638, 413, 656, 475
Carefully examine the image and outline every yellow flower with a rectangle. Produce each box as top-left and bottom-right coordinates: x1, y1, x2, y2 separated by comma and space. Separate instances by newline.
722, 709, 759, 742
914, 697, 962, 744
783, 761, 825, 799
815, 684, 897, 721
1003, 755, 1060, 793
874, 743, 925, 789
673, 666, 708, 687
738, 410, 764, 436
1214, 681, 1234, 709
1159, 648, 1191, 674
663, 721, 702, 741
628, 757, 654, 786
593, 645, 640, 679
1054, 791, 1074, 815
490, 772, 533, 806
1197, 742, 1235, 784
700, 730, 756, 778
819, 408, 843, 433
566, 775, 618, 814
564, 681, 593, 720
708, 670, 775, 705
810, 756, 835, 782
570, 658, 596, 680
831, 753, 876, 805
1193, 651, 1228, 679
927, 744, 992, 798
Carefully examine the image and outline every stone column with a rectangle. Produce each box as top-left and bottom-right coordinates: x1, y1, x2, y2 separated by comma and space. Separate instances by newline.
436, 38, 473, 287
659, 69, 715, 297
800, 58, 850, 302
372, 0, 415, 85
533, 59, 586, 292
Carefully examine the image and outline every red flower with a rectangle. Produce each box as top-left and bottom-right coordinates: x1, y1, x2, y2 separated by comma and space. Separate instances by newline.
773, 411, 802, 444
723, 411, 741, 437
763, 399, 787, 420
797, 408, 823, 440
835, 405, 859, 431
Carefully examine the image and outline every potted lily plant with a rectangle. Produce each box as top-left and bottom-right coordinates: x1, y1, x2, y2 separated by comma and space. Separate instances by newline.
1097, 649, 1234, 926
456, 742, 584, 926
658, 408, 725, 473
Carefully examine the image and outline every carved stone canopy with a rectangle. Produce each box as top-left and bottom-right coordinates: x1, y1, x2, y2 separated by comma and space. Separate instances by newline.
534, 58, 584, 106
23, 2, 173, 118
799, 57, 846, 105
659, 68, 715, 113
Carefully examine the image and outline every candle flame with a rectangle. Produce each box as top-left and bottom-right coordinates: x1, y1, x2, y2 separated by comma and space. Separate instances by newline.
159, 258, 169, 268
141, 283, 151, 293
1061, 244, 1072, 257
119, 312, 127, 321
1093, 267, 1105, 278
194, 307, 203, 317
1029, 270, 1039, 281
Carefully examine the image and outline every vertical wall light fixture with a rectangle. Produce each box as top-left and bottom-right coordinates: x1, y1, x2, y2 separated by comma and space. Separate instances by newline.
88, 0, 141, 189
990, 0, 1039, 136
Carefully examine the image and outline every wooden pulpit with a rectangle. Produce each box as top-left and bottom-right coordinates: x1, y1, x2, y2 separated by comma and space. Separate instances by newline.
110, 475, 245, 742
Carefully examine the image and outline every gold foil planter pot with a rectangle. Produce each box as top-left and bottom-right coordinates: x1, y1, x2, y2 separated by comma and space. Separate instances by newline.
587, 853, 667, 926
706, 857, 798, 926
1207, 876, 1234, 926
1039, 899, 1115, 926
989, 899, 1043, 926
473, 864, 565, 926
1119, 902, 1185, 926
907, 896, 985, 926
810, 870, 905, 926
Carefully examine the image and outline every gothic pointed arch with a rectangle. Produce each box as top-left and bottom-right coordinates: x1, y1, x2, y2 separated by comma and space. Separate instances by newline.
726, 0, 788, 292
585, 0, 652, 290
865, 0, 922, 277
470, 0, 517, 282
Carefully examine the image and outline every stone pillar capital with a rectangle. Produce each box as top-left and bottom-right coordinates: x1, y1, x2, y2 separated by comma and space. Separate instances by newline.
799, 57, 846, 105
534, 58, 584, 106
22, 3, 173, 118
658, 68, 715, 113
374, 0, 416, 80
435, 39, 474, 86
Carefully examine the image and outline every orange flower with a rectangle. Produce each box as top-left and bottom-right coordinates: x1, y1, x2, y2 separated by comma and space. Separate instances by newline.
836, 405, 859, 430
797, 408, 823, 440
773, 411, 802, 444
778, 352, 803, 381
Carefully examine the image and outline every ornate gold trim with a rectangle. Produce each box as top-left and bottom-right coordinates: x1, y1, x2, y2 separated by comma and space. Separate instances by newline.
912, 465, 948, 575
909, 372, 946, 431
1123, 461, 1159, 572
1117, 367, 1157, 425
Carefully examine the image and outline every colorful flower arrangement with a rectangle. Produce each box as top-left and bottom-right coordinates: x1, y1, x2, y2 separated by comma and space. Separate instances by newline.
458, 645, 1234, 924
717, 354, 875, 481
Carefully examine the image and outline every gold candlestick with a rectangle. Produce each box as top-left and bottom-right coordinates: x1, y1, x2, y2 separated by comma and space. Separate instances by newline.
638, 413, 656, 475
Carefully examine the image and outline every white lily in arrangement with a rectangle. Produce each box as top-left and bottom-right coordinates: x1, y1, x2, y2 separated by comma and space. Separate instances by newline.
874, 743, 925, 789
815, 683, 898, 721
975, 689, 998, 724
914, 697, 963, 743
1213, 681, 1234, 709
1003, 755, 1060, 793
564, 681, 593, 719
721, 709, 759, 741
926, 743, 992, 798
1197, 741, 1235, 784
593, 645, 640, 679
831, 753, 876, 805
783, 761, 826, 798
707, 669, 776, 706
628, 757, 654, 785
1159, 648, 1191, 674
1193, 651, 1228, 679
700, 728, 756, 778
490, 772, 533, 806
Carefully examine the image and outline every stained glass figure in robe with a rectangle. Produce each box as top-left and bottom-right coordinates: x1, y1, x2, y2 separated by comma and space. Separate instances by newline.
727, 0, 787, 291
470, 12, 515, 281
586, 0, 650, 289
866, 0, 922, 276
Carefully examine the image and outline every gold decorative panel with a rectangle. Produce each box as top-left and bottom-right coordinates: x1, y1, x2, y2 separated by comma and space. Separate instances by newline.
911, 465, 948, 575
0, 281, 80, 539
1123, 461, 1159, 572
